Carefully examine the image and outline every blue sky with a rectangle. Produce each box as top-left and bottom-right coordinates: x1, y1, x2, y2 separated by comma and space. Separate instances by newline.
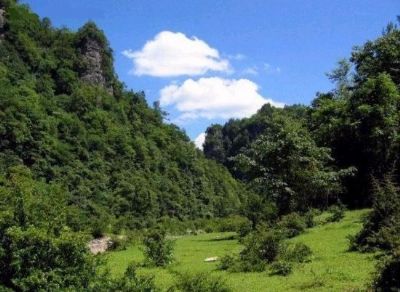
22, 0, 399, 146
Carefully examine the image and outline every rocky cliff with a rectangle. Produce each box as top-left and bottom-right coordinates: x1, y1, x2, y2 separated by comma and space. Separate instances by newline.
80, 38, 107, 87
76, 22, 114, 93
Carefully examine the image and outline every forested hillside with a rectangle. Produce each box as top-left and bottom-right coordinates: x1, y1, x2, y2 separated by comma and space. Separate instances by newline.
204, 21, 400, 211
0, 0, 245, 234
0, 0, 399, 290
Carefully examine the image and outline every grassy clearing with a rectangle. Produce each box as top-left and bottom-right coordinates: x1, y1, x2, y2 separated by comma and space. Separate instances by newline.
105, 210, 376, 291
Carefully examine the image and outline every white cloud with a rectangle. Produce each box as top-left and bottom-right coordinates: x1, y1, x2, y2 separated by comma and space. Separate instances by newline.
160, 77, 284, 121
194, 132, 206, 150
122, 31, 230, 77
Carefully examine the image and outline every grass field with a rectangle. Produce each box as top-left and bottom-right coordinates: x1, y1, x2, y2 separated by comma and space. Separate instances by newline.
105, 210, 377, 291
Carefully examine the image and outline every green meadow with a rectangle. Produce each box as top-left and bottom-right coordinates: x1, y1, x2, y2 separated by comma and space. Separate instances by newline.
105, 210, 377, 291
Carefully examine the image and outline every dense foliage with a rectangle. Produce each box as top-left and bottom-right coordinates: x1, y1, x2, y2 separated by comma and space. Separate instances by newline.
1, 0, 400, 290
374, 249, 400, 291
171, 272, 231, 292
0, 1, 245, 236
142, 229, 174, 267
0, 1, 244, 290
352, 176, 400, 251
205, 21, 400, 212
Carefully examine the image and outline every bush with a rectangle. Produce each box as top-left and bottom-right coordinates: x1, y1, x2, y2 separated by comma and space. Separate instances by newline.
281, 242, 313, 263
218, 254, 239, 271
374, 250, 400, 291
108, 235, 130, 251
352, 177, 400, 251
91, 218, 108, 239
238, 229, 283, 272
217, 215, 251, 233
142, 229, 174, 267
0, 224, 96, 291
277, 213, 307, 238
236, 218, 253, 238
327, 204, 345, 222
92, 262, 159, 291
304, 210, 316, 228
171, 272, 231, 292
270, 261, 293, 276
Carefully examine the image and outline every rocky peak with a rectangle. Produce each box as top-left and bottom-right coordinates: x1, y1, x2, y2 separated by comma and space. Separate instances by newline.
80, 37, 107, 87
76, 22, 114, 94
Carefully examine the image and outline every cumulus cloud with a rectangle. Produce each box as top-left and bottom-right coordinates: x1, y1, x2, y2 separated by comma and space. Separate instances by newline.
160, 77, 284, 121
194, 132, 206, 150
122, 31, 230, 77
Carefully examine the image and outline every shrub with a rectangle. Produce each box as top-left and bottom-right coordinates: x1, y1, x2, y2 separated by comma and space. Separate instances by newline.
304, 210, 316, 228
236, 218, 253, 238
327, 204, 345, 222
277, 213, 307, 238
0, 224, 96, 291
218, 254, 239, 271
238, 229, 283, 272
92, 262, 159, 291
373, 250, 400, 291
270, 261, 293, 276
352, 176, 400, 251
204, 226, 214, 233
91, 218, 108, 239
142, 229, 174, 267
281, 242, 313, 263
216, 215, 250, 232
171, 272, 231, 292
109, 235, 129, 251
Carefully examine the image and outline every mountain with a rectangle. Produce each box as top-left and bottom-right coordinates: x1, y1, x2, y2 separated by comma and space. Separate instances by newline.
0, 0, 245, 235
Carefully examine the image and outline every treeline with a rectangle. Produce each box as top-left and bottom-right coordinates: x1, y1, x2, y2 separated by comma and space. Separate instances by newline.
205, 21, 400, 212
204, 19, 400, 290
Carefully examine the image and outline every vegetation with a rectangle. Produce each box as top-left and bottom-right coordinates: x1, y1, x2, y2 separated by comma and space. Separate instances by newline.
171, 272, 231, 292
0, 0, 399, 290
374, 249, 400, 291
0, 1, 245, 238
0, 1, 244, 290
352, 176, 400, 251
106, 210, 376, 291
142, 229, 175, 267
203, 19, 400, 290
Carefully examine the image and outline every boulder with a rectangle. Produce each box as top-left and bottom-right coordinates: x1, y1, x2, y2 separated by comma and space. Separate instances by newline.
88, 236, 113, 255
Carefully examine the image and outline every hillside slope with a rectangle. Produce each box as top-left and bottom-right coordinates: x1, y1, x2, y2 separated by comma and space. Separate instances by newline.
0, 0, 245, 234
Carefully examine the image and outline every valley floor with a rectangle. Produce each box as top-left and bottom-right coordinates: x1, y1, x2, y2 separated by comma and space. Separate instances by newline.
106, 210, 376, 291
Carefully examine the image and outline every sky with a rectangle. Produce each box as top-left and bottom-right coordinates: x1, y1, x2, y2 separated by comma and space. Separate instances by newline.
22, 0, 399, 148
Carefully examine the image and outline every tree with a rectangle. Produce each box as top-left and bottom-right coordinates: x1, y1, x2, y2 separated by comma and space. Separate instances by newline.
142, 229, 174, 267
233, 114, 345, 214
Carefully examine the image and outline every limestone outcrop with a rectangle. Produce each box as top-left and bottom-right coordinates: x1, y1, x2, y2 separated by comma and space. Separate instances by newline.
80, 38, 107, 88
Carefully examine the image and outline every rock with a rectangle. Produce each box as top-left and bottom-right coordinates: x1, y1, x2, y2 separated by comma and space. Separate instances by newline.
88, 236, 113, 255
204, 256, 219, 262
80, 38, 107, 87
